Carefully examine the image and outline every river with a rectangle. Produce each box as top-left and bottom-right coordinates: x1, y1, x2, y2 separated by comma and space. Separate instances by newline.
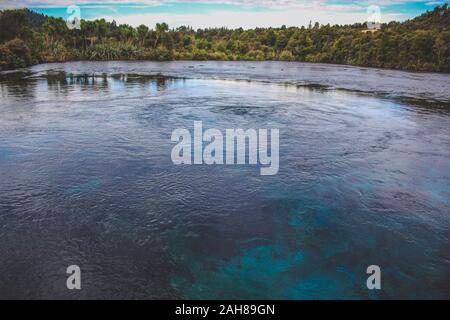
0, 61, 449, 299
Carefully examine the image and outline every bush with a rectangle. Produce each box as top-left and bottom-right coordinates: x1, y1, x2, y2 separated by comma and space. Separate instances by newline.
40, 41, 70, 62
0, 38, 32, 69
5, 38, 32, 65
279, 50, 294, 61
0, 44, 14, 69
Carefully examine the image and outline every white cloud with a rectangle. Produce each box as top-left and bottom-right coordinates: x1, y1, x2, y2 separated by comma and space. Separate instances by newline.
0, 0, 427, 28
425, 1, 446, 5
101, 9, 404, 29
0, 0, 434, 9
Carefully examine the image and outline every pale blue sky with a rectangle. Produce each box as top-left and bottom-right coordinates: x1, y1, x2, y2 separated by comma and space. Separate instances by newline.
1, 1, 447, 28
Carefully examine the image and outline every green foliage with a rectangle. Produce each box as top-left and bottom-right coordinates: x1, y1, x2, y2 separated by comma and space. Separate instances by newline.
84, 42, 147, 60
0, 45, 14, 69
0, 38, 32, 68
0, 9, 27, 42
0, 4, 449, 72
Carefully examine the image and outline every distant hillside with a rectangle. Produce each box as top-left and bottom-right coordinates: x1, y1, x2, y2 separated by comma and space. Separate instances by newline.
0, 4, 449, 72
402, 4, 450, 30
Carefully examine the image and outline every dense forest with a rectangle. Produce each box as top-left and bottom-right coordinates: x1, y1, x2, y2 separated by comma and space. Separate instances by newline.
0, 4, 449, 72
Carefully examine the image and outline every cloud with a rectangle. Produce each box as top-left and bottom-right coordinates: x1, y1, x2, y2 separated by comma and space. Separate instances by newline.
425, 1, 447, 5
0, 0, 434, 28
101, 8, 404, 29
0, 0, 437, 9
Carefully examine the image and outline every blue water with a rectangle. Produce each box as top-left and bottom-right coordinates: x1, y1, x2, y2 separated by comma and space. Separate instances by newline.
0, 61, 449, 299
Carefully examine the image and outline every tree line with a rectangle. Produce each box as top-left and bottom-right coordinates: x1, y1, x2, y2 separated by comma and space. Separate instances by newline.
0, 4, 449, 72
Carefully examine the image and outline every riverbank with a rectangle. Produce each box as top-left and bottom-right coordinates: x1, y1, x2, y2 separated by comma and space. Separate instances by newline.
1, 5, 449, 73
8, 60, 449, 105
3, 55, 450, 74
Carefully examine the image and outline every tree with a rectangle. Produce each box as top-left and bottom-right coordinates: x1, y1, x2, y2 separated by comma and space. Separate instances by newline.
0, 9, 27, 42
154, 22, 169, 48
137, 24, 149, 46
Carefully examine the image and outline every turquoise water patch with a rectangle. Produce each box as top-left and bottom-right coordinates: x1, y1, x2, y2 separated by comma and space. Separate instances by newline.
167, 197, 351, 299
170, 244, 305, 299
0, 147, 25, 161
65, 179, 100, 195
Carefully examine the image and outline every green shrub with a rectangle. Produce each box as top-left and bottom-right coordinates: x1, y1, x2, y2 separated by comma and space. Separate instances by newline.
279, 50, 294, 61
0, 38, 32, 69
0, 44, 14, 69
7, 38, 32, 64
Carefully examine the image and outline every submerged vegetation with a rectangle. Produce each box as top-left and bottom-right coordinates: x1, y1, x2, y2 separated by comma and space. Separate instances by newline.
0, 4, 449, 72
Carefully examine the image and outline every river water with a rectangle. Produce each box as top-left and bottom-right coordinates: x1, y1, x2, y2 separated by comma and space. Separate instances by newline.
0, 61, 449, 299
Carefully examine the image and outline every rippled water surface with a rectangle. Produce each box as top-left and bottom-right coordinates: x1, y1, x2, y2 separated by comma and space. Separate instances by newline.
0, 61, 449, 299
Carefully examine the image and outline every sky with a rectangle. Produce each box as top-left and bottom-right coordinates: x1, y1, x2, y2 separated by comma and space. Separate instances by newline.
0, 0, 447, 29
